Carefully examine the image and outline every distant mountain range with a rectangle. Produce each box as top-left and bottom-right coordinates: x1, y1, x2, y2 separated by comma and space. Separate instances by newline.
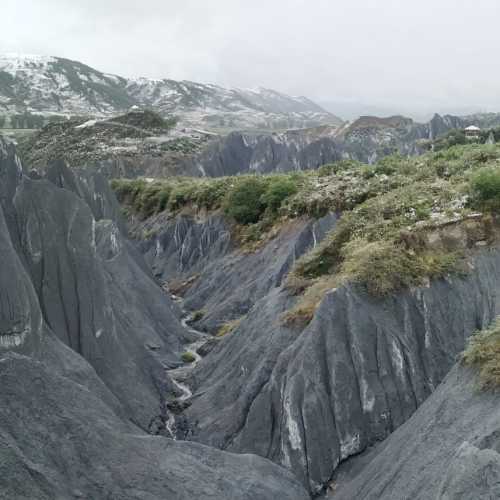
0, 54, 342, 131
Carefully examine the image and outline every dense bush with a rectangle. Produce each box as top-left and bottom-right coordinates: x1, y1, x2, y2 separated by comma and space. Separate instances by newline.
223, 177, 267, 224
260, 177, 298, 213
470, 167, 500, 210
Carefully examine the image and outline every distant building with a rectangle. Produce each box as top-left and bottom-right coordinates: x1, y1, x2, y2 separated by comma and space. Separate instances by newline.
486, 131, 496, 145
465, 125, 481, 139
129, 105, 141, 112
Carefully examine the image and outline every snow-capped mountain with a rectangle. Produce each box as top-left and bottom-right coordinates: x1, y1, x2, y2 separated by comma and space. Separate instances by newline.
0, 54, 342, 130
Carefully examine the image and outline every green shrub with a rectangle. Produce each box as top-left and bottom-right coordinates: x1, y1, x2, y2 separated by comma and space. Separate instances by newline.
261, 177, 298, 213
191, 310, 205, 322
168, 183, 197, 211
470, 167, 500, 210
224, 177, 267, 224
192, 178, 229, 210
463, 317, 500, 389
181, 351, 196, 363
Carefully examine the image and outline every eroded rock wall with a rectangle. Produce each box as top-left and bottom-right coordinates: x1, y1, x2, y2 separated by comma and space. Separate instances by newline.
184, 248, 500, 493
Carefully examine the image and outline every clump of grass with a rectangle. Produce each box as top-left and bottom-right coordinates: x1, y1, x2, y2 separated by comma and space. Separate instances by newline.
181, 351, 196, 363
463, 317, 500, 389
339, 239, 460, 296
216, 317, 244, 337
282, 276, 338, 327
191, 310, 205, 322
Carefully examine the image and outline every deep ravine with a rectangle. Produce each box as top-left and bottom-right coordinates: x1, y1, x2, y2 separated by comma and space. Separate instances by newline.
165, 291, 211, 438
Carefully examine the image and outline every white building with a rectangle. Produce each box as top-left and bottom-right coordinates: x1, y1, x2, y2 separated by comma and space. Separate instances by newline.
464, 125, 481, 139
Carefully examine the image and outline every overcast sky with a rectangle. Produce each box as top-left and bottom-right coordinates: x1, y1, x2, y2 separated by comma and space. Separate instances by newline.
2, 0, 500, 119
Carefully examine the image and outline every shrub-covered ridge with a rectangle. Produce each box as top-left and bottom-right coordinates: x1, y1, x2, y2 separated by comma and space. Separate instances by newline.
113, 143, 500, 306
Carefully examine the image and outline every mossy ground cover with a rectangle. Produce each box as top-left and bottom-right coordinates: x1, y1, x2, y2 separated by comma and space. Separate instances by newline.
113, 143, 500, 312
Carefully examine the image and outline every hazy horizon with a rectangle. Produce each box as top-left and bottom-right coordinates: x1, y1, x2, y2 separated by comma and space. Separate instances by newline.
3, 0, 500, 120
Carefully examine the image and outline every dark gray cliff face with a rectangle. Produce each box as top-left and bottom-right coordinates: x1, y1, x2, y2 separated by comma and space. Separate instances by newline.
332, 364, 500, 500
0, 202, 42, 356
138, 211, 336, 333
12, 173, 187, 427
180, 248, 500, 493
187, 131, 343, 177
0, 136, 310, 500
0, 353, 309, 500
176, 113, 500, 178
140, 212, 233, 281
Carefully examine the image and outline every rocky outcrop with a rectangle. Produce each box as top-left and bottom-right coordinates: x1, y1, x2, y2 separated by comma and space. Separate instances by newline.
188, 129, 343, 177
182, 248, 500, 493
332, 363, 500, 499
138, 211, 336, 333
0, 352, 308, 500
0, 135, 310, 499
182, 112, 500, 177
13, 166, 189, 427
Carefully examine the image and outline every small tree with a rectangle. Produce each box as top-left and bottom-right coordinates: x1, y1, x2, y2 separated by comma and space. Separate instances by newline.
470, 167, 500, 211
261, 177, 298, 213
224, 177, 267, 224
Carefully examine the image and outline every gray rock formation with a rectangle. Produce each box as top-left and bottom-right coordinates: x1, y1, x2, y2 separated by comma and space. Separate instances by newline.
0, 352, 309, 500
180, 247, 500, 493
138, 211, 336, 333
332, 364, 500, 500
0, 135, 309, 500
177, 113, 500, 177
188, 130, 343, 177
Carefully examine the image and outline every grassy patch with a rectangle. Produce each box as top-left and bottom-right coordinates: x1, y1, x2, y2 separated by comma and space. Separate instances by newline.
282, 276, 338, 327
181, 352, 196, 363
191, 310, 205, 322
463, 317, 500, 389
216, 317, 244, 337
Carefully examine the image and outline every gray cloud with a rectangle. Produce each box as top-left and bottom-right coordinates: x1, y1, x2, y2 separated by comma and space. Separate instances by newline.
2, 0, 500, 120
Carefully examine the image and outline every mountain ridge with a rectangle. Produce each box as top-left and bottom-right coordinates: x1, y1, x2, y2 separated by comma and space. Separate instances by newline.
0, 53, 342, 131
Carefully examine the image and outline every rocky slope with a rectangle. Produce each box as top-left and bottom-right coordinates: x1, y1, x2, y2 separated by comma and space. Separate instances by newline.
137, 211, 336, 333
0, 53, 341, 131
331, 363, 500, 499
149, 214, 500, 494
122, 142, 500, 495
0, 135, 310, 499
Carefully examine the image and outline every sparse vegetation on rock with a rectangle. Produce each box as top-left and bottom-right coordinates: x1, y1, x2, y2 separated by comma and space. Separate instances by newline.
116, 143, 500, 303
463, 317, 500, 389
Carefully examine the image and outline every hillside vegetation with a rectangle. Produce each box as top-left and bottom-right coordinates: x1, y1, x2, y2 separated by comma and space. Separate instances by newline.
113, 143, 500, 314
16, 110, 203, 169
